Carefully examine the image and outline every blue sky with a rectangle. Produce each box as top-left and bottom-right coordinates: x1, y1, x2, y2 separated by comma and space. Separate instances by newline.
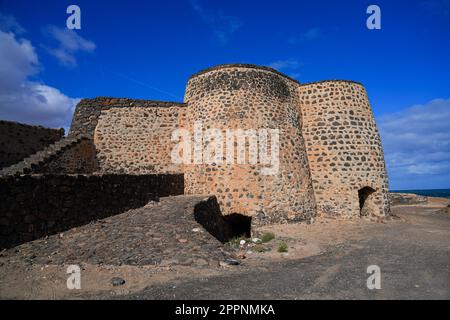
0, 0, 449, 190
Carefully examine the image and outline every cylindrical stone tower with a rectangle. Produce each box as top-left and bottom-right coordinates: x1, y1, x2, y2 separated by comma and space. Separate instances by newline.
298, 80, 390, 218
183, 64, 316, 225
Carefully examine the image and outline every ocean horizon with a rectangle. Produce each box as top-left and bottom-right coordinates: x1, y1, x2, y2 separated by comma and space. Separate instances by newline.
390, 189, 450, 199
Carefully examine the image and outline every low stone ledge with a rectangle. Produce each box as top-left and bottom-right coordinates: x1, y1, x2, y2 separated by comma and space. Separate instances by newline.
389, 192, 428, 206
0, 173, 184, 249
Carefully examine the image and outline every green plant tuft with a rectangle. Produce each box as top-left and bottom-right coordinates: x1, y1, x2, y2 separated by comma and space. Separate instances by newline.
278, 242, 288, 253
260, 232, 275, 243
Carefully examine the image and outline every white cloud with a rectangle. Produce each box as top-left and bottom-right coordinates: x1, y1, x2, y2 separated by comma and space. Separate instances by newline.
0, 29, 80, 131
268, 59, 302, 80
43, 25, 95, 67
268, 59, 300, 71
189, 0, 243, 44
377, 98, 450, 189
0, 30, 38, 94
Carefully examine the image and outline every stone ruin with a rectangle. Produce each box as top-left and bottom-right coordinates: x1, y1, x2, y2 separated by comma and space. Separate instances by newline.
0, 64, 390, 248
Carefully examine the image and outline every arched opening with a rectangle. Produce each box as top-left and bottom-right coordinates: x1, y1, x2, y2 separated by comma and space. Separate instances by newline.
193, 197, 252, 243
358, 186, 376, 216
223, 214, 252, 239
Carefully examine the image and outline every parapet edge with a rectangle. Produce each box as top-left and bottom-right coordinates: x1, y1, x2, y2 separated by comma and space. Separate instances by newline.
188, 63, 301, 85
77, 97, 186, 108
299, 79, 364, 87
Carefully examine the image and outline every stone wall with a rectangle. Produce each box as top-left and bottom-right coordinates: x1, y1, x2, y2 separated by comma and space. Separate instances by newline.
62, 65, 390, 222
0, 120, 64, 169
184, 64, 317, 224
34, 138, 99, 174
298, 81, 390, 218
0, 136, 98, 176
69, 97, 186, 174
94, 106, 186, 174
0, 174, 184, 248
389, 193, 428, 206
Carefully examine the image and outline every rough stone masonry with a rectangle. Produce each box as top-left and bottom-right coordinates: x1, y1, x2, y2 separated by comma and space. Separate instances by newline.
67, 64, 391, 223
1, 64, 390, 243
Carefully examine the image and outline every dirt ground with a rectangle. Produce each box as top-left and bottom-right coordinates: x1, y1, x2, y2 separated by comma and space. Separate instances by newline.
1, 196, 449, 300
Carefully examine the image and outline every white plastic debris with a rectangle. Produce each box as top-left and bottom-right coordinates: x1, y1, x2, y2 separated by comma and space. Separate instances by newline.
239, 240, 246, 246
192, 228, 201, 232
252, 238, 261, 243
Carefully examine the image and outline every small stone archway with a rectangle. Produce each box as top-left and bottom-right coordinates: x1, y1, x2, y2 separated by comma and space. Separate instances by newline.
358, 186, 376, 217
223, 213, 252, 238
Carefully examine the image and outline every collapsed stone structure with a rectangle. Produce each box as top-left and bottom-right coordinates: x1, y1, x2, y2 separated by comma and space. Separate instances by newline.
0, 120, 64, 170
0, 64, 390, 247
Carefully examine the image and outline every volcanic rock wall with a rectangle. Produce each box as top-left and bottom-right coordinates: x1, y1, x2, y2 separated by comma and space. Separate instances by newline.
69, 98, 186, 174
62, 65, 391, 222
0, 120, 64, 169
0, 174, 184, 248
298, 81, 390, 218
0, 136, 98, 176
33, 138, 99, 174
184, 65, 317, 224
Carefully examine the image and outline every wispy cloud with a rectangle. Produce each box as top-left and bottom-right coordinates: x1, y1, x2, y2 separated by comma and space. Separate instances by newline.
377, 98, 450, 189
268, 59, 300, 70
288, 27, 322, 45
0, 12, 25, 34
268, 59, 301, 79
0, 19, 80, 131
189, 0, 243, 44
43, 26, 95, 67
105, 69, 182, 100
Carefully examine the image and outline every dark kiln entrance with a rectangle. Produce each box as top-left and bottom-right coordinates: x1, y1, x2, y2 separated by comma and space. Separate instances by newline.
358, 186, 375, 216
223, 214, 252, 238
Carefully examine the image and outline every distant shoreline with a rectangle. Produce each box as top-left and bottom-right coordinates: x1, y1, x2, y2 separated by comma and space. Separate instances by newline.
390, 189, 450, 199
